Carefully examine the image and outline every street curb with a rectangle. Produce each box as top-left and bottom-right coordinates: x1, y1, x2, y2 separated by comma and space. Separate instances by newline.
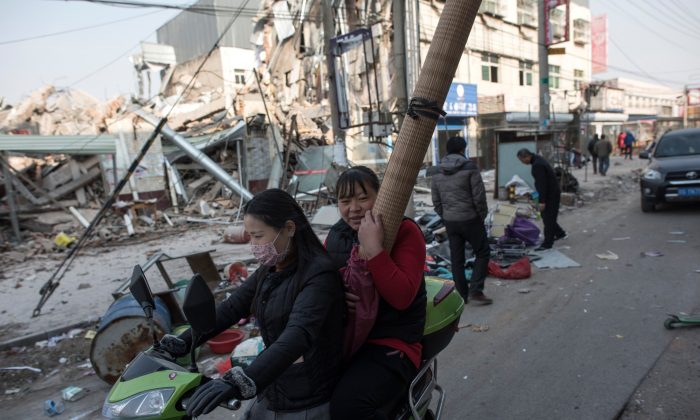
0, 317, 98, 351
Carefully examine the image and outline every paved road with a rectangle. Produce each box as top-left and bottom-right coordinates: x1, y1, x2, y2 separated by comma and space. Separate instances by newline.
4, 162, 700, 419
439, 186, 700, 418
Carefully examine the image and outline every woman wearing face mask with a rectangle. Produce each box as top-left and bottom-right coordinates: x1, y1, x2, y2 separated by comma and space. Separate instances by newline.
326, 166, 427, 420
158, 189, 345, 419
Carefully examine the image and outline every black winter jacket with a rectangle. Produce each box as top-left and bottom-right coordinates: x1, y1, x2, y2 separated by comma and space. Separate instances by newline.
185, 255, 345, 411
430, 154, 488, 222
530, 154, 561, 204
326, 219, 426, 345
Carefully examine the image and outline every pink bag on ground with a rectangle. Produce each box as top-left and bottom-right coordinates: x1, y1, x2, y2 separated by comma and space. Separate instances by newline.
341, 244, 379, 361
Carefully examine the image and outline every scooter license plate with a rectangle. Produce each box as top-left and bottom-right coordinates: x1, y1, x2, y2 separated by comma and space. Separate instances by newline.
678, 187, 700, 197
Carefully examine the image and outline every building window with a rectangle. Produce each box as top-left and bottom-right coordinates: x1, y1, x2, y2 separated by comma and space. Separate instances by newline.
573, 19, 590, 45
550, 9, 565, 42
234, 69, 246, 85
480, 0, 503, 17
549, 65, 560, 89
517, 0, 537, 27
574, 69, 584, 90
519, 61, 533, 86
482, 53, 499, 83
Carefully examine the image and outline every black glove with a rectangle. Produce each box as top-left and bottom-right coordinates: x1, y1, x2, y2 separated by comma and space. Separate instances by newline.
155, 334, 189, 359
186, 366, 257, 417
186, 379, 242, 417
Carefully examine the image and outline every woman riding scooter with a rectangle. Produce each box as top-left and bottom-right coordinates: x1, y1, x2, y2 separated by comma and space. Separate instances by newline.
158, 189, 345, 418
326, 166, 427, 420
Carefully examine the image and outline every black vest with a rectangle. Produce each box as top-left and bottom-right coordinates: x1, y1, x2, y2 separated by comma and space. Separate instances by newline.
326, 219, 426, 344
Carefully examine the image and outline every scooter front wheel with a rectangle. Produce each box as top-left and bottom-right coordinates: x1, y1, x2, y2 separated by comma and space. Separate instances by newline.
664, 317, 679, 330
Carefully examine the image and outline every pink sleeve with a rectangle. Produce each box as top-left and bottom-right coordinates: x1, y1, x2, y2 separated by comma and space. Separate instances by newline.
366, 220, 425, 310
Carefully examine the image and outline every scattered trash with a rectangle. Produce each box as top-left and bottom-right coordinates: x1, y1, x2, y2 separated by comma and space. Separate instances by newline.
222, 226, 250, 244
695, 269, 700, 273
231, 336, 265, 368
596, 251, 619, 260
5, 388, 21, 395
77, 283, 91, 290
522, 348, 527, 352
44, 399, 65, 416
458, 323, 473, 330
518, 288, 531, 294
583, 309, 588, 313
615, 334, 624, 339
597, 266, 609, 270
642, 251, 664, 257
532, 249, 580, 269
666, 240, 687, 244
59, 357, 68, 364
471, 324, 490, 333
76, 362, 93, 369
669, 231, 685, 235
84, 330, 96, 340
0, 366, 42, 373
61, 386, 89, 402
463, 375, 468, 380
612, 237, 630, 241
488, 257, 531, 279
54, 232, 77, 249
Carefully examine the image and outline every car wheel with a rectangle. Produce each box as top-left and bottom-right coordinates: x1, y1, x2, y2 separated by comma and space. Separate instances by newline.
641, 196, 655, 212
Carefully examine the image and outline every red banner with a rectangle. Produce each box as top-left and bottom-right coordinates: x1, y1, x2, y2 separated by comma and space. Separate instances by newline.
591, 14, 608, 74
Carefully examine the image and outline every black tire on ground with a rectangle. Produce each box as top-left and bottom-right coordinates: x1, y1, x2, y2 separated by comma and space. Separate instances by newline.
641, 196, 655, 213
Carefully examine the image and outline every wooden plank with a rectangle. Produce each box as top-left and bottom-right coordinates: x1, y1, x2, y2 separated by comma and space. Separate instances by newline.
37, 167, 101, 204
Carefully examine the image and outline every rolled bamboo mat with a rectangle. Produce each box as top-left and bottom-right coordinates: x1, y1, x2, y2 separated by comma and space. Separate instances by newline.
374, 0, 482, 251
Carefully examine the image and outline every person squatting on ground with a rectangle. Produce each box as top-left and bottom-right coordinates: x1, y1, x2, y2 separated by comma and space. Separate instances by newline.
157, 189, 345, 419
517, 149, 567, 251
430, 136, 492, 305
594, 134, 613, 176
325, 166, 427, 420
587, 133, 599, 174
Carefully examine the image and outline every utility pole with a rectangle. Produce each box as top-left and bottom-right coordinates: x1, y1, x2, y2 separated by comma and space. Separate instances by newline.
323, 0, 347, 165
538, 0, 550, 131
392, 0, 409, 130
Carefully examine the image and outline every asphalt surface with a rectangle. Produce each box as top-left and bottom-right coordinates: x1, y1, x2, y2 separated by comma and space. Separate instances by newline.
439, 181, 700, 418
4, 159, 700, 419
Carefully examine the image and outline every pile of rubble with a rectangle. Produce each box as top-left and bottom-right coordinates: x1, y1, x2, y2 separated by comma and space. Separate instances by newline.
0, 85, 125, 136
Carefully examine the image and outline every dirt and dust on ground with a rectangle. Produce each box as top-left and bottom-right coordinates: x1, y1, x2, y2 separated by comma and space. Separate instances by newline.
0, 330, 92, 402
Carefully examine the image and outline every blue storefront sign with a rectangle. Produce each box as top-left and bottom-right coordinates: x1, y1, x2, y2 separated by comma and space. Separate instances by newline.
443, 82, 478, 117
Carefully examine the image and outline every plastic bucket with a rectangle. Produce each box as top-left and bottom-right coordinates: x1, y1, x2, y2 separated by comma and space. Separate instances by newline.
90, 295, 172, 384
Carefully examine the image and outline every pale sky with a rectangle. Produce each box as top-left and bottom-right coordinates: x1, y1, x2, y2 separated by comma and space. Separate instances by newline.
1, 0, 699, 106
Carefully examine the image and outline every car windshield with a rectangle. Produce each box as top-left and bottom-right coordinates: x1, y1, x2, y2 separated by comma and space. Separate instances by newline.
654, 133, 700, 158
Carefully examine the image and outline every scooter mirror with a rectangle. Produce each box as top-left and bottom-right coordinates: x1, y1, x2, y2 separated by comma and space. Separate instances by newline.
129, 265, 155, 317
182, 274, 216, 336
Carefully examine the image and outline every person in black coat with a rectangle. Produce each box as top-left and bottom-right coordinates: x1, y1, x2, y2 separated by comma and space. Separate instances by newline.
517, 148, 567, 250
159, 189, 345, 419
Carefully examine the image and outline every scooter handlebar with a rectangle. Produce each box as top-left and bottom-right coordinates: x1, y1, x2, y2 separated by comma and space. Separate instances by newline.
180, 397, 241, 412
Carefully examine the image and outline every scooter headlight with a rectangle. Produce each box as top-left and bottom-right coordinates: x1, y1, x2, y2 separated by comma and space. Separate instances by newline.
102, 388, 175, 418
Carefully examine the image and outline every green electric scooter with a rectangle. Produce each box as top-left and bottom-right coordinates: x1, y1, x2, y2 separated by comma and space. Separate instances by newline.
102, 265, 240, 419
664, 313, 700, 329
102, 265, 464, 419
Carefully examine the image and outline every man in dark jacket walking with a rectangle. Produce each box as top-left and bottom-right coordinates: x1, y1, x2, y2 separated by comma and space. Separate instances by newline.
587, 133, 599, 174
517, 148, 567, 250
431, 137, 492, 305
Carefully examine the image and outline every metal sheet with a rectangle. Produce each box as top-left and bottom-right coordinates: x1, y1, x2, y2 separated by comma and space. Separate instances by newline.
0, 135, 118, 154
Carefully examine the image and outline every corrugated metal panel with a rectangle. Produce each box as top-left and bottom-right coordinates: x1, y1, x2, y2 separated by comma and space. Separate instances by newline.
156, 0, 260, 64
0, 135, 118, 155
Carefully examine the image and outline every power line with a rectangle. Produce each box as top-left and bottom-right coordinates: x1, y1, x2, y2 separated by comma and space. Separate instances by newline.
635, 0, 700, 40
0, 10, 164, 46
